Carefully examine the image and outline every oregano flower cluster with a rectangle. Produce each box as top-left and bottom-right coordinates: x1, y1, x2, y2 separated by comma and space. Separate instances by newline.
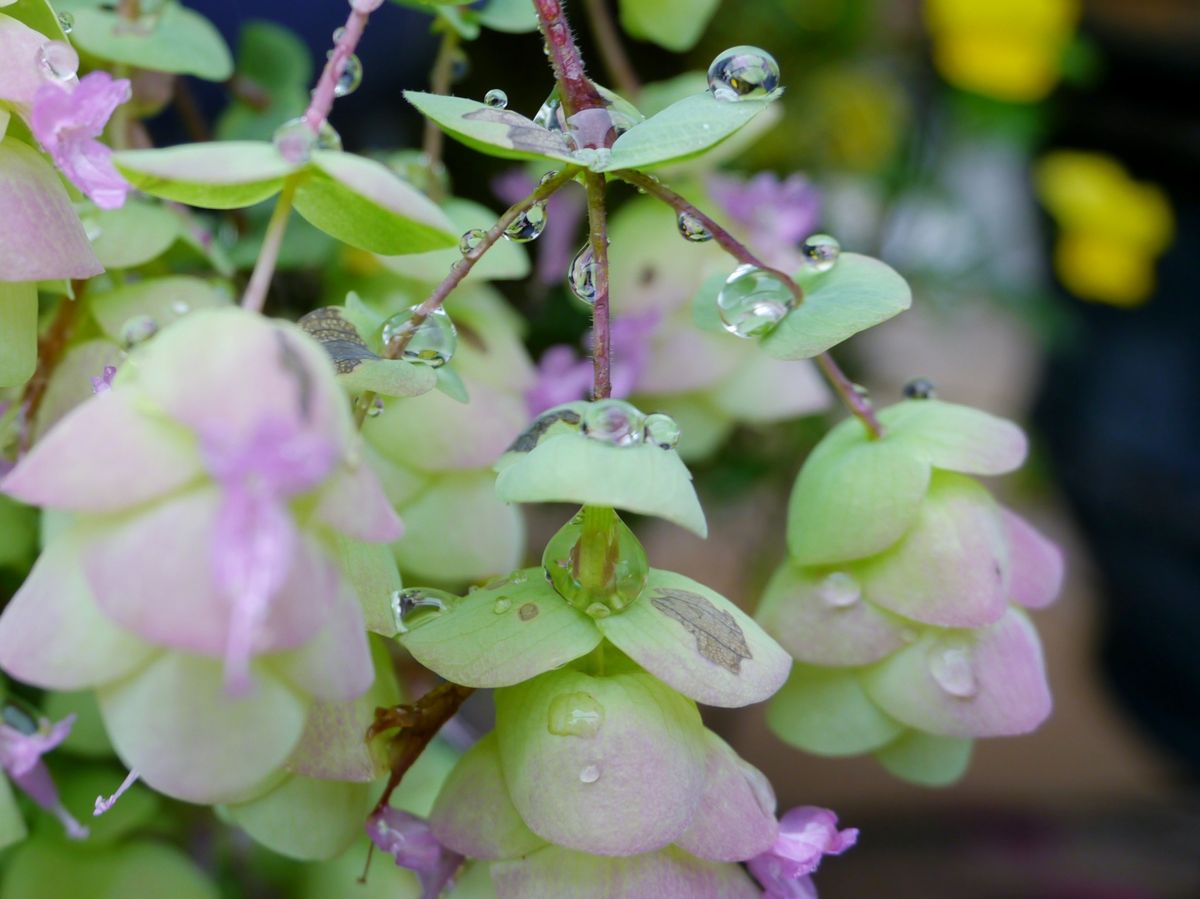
0, 0, 1070, 896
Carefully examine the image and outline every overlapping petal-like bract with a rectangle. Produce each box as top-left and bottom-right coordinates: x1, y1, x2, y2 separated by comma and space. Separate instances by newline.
758, 399, 1063, 785
0, 308, 400, 804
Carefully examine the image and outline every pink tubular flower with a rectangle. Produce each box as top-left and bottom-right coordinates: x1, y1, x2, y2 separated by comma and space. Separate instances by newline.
31, 71, 132, 209
366, 807, 463, 899
749, 806, 858, 899
0, 709, 88, 839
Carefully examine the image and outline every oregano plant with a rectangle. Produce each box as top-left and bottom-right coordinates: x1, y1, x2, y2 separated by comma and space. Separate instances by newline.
0, 0, 1064, 896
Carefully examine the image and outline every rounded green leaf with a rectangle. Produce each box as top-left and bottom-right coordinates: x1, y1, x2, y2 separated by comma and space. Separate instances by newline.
494, 668, 706, 855
496, 431, 708, 538
88, 276, 231, 341
617, 0, 720, 51
760, 253, 912, 359
400, 572, 600, 687
404, 91, 575, 164
1, 839, 218, 899
82, 200, 183, 269
0, 280, 36, 388
380, 198, 530, 283
68, 2, 233, 80
874, 731, 973, 787
338, 359, 438, 397
226, 775, 370, 861
293, 151, 458, 254
1, 0, 70, 41
766, 664, 904, 756
878, 399, 1028, 476
114, 142, 294, 209
598, 568, 791, 708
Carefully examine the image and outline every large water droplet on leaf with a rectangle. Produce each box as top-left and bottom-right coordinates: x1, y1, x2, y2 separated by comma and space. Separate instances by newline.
801, 233, 841, 273
716, 264, 794, 338
581, 400, 645, 447
484, 88, 508, 109
707, 45, 780, 101
380, 306, 457, 368
37, 41, 79, 81
543, 507, 649, 616
547, 692, 605, 738
642, 412, 681, 450
56, 11, 74, 34
392, 587, 457, 634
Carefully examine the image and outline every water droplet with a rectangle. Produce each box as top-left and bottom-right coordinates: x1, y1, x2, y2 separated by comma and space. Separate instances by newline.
511, 571, 528, 584
484, 88, 508, 109
380, 306, 457, 367
504, 204, 547, 243
929, 640, 978, 698
493, 596, 512, 614
542, 508, 649, 615
567, 244, 597, 305
716, 264, 795, 338
677, 211, 712, 242
82, 219, 102, 242
534, 92, 565, 132
585, 602, 611, 619
171, 300, 190, 316
392, 587, 457, 632
801, 233, 841, 273
903, 378, 937, 400
548, 692, 604, 738
459, 228, 486, 255
641, 413, 680, 450
816, 571, 860, 608
333, 53, 362, 97
37, 41, 79, 81
272, 117, 341, 165
119, 315, 158, 349
57, 11, 74, 33
581, 399, 645, 447
579, 764, 601, 784
332, 26, 346, 42
363, 396, 384, 418
707, 45, 781, 101
538, 170, 560, 187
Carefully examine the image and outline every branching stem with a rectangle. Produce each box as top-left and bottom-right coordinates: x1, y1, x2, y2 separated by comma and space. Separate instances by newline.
614, 169, 886, 439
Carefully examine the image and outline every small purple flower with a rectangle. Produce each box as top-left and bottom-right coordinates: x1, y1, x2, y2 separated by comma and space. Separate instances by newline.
366, 807, 463, 899
708, 172, 821, 268
31, 71, 132, 210
90, 365, 117, 395
0, 709, 88, 839
749, 806, 858, 899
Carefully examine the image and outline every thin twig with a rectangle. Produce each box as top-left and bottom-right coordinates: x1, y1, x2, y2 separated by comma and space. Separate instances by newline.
583, 0, 640, 100
584, 171, 611, 399
239, 177, 297, 313
614, 169, 886, 439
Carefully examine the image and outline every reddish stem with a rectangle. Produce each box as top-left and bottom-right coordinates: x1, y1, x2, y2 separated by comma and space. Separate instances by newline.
614, 169, 886, 439
303, 0, 379, 132
532, 0, 606, 115
19, 284, 85, 453
584, 172, 611, 399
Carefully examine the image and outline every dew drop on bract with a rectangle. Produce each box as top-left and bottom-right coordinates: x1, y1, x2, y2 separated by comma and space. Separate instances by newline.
579, 764, 601, 784
547, 692, 604, 738
801, 233, 841, 273
538, 170, 560, 187
493, 597, 512, 614
57, 11, 74, 33
707, 45, 780, 101
504, 204, 547, 243
119, 315, 158, 349
715, 264, 794, 338
568, 244, 597, 305
392, 587, 457, 633
37, 40, 79, 81
533, 92, 565, 132
581, 399, 645, 447
333, 53, 362, 97
816, 571, 860, 608
928, 641, 978, 699
642, 412, 680, 450
903, 377, 937, 400
380, 306, 458, 368
331, 26, 346, 42
484, 88, 508, 109
272, 117, 342, 165
459, 228, 486, 255
677, 211, 713, 242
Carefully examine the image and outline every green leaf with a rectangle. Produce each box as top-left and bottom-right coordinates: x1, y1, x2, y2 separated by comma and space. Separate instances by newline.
88, 276, 231, 342
874, 732, 973, 787
0, 281, 37, 388
766, 664, 904, 756
2, 839, 219, 899
618, 0, 721, 52
496, 429, 708, 537
335, 534, 402, 637
114, 142, 294, 209
476, 0, 538, 32
82, 200, 183, 269
878, 399, 1028, 476
435, 365, 469, 403
379, 197, 530, 282
603, 92, 775, 171
0, 777, 26, 851
67, 1, 232, 80
293, 151, 458, 254
400, 572, 601, 687
760, 253, 912, 360
225, 776, 370, 861
404, 91, 575, 164
1, 0, 67, 39
598, 568, 792, 708
339, 359, 438, 397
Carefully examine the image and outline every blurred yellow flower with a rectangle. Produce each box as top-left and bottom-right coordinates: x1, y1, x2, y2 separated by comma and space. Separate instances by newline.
1035, 151, 1174, 307
924, 0, 1081, 102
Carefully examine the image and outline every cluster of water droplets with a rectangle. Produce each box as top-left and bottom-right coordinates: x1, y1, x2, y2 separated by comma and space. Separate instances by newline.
579, 400, 681, 451
379, 305, 457, 367
272, 117, 342, 165
707, 46, 781, 102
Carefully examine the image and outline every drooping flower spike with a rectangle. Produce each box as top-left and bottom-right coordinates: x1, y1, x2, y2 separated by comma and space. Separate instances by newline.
0, 707, 88, 840
748, 806, 858, 898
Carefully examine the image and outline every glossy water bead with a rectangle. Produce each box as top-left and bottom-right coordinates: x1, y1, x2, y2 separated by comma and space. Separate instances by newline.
272, 117, 342, 164
380, 306, 457, 367
484, 88, 508, 109
504, 204, 547, 242
707, 46, 780, 101
676, 211, 713, 242
581, 400, 645, 447
801, 233, 841, 273
716, 264, 795, 338
642, 413, 681, 449
568, 244, 598, 305
333, 53, 362, 97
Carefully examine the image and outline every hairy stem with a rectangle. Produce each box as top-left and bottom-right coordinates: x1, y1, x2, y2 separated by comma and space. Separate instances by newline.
532, 0, 606, 115
614, 169, 886, 439
303, 0, 377, 133
239, 177, 297, 313
583, 0, 640, 99
421, 26, 460, 201
584, 171, 611, 399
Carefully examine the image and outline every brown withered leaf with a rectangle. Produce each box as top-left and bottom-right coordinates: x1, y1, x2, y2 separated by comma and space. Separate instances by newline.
650, 588, 752, 674
297, 307, 378, 374
461, 107, 572, 157
505, 408, 583, 453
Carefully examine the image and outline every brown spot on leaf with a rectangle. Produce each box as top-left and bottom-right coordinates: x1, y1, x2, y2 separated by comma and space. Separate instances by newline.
519, 603, 539, 621
461, 107, 572, 157
298, 306, 379, 375
505, 408, 583, 453
650, 588, 752, 674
